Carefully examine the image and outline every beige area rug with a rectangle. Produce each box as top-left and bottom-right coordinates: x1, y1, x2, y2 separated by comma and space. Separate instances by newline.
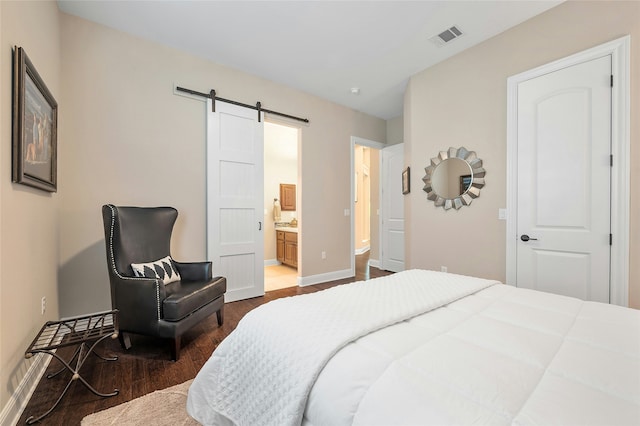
81, 379, 199, 425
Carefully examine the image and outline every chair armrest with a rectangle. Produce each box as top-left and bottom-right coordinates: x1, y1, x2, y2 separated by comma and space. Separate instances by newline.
110, 275, 167, 330
173, 261, 213, 281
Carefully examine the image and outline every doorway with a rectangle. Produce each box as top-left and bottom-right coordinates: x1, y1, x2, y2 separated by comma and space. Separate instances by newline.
351, 137, 386, 277
354, 145, 374, 253
264, 121, 300, 292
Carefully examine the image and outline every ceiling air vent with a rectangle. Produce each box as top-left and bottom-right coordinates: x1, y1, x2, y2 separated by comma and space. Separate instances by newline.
429, 26, 463, 47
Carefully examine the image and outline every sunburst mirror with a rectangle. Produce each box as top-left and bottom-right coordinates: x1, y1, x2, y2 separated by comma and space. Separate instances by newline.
422, 147, 485, 210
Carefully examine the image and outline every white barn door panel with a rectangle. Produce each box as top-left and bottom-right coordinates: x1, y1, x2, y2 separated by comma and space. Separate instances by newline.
207, 100, 264, 302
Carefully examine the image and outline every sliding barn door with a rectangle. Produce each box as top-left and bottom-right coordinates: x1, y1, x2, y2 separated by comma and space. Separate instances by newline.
207, 100, 264, 302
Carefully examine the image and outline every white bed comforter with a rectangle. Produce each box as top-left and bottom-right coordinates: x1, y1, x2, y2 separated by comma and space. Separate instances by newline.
187, 269, 498, 426
304, 281, 640, 425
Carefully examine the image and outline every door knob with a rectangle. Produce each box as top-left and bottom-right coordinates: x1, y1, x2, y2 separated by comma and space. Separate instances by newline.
520, 234, 538, 242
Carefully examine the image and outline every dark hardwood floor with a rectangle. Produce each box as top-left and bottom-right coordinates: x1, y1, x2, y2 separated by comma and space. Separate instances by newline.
18, 253, 391, 425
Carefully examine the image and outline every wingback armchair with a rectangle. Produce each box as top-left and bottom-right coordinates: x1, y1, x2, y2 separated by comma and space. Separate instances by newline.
102, 204, 226, 360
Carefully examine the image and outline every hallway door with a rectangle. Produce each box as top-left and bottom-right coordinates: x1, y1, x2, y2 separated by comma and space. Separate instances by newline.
381, 143, 405, 272
515, 56, 611, 302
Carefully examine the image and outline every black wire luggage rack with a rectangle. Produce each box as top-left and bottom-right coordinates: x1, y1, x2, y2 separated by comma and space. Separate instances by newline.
24, 310, 120, 424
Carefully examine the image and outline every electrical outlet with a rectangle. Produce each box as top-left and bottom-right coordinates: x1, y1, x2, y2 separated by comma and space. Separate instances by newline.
321, 251, 327, 260
441, 266, 448, 273
41, 296, 46, 315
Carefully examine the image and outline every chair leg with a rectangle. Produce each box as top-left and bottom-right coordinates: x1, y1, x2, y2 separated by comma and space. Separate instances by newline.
118, 332, 131, 350
216, 305, 224, 326
170, 336, 181, 361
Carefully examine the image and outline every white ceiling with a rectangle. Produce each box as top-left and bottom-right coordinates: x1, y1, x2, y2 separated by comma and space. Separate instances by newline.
58, 0, 562, 120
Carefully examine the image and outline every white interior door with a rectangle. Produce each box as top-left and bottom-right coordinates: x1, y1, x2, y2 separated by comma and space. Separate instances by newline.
207, 100, 264, 302
516, 55, 611, 302
381, 143, 405, 272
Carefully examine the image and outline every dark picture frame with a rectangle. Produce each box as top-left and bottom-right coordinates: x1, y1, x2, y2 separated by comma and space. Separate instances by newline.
12, 46, 58, 192
402, 166, 410, 195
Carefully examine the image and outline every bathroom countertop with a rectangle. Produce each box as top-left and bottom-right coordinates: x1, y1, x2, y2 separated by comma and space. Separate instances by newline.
275, 226, 298, 233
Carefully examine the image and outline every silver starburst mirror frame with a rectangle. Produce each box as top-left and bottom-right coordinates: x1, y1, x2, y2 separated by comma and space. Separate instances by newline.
422, 147, 486, 210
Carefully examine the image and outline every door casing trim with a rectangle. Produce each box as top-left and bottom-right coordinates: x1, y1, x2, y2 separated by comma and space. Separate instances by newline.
506, 36, 630, 306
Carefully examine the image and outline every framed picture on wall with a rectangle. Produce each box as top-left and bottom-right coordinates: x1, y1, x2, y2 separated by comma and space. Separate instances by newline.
12, 46, 58, 192
402, 167, 410, 194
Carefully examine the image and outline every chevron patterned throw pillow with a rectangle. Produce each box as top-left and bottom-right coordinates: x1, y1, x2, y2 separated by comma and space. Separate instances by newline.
131, 255, 181, 285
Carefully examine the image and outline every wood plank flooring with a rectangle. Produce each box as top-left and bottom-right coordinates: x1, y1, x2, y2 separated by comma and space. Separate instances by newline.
18, 254, 391, 425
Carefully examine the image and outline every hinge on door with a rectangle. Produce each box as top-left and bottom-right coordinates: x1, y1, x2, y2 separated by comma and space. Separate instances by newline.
611, 75, 614, 87
610, 154, 614, 167
610, 234, 613, 245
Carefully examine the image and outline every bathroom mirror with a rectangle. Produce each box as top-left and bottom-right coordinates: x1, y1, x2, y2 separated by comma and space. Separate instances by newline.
422, 147, 485, 210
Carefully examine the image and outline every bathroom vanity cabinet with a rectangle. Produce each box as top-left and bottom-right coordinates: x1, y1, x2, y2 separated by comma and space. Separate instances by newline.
276, 230, 297, 268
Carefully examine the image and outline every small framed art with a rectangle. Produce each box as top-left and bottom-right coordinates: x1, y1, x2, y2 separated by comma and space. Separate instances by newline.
402, 167, 410, 195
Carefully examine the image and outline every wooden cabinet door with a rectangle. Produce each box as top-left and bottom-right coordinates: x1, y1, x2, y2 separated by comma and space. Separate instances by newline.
285, 241, 297, 267
280, 184, 296, 211
276, 231, 285, 262
277, 240, 285, 262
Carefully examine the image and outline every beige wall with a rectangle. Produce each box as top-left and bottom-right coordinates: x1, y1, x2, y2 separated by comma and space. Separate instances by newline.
405, 1, 640, 307
0, 0, 61, 414
264, 122, 298, 262
58, 12, 386, 317
386, 116, 403, 145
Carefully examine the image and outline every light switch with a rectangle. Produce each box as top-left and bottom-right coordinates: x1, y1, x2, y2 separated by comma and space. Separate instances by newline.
344, 209, 350, 216
498, 209, 507, 220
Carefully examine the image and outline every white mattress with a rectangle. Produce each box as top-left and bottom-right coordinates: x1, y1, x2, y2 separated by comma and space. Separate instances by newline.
304, 283, 640, 425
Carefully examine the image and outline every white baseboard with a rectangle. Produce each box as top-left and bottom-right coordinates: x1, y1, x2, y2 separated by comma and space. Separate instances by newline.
0, 353, 52, 426
354, 246, 370, 255
264, 259, 280, 267
298, 268, 353, 287
369, 258, 380, 268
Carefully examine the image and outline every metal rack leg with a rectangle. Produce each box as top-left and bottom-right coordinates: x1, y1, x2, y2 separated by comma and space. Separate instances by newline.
92, 349, 118, 362
46, 345, 82, 379
25, 374, 75, 425
73, 338, 120, 397
26, 335, 119, 424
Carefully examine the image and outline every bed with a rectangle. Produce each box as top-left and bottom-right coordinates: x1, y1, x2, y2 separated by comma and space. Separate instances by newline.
186, 269, 640, 425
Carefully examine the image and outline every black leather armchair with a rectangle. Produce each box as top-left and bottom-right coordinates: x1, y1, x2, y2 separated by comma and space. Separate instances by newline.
102, 204, 226, 360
